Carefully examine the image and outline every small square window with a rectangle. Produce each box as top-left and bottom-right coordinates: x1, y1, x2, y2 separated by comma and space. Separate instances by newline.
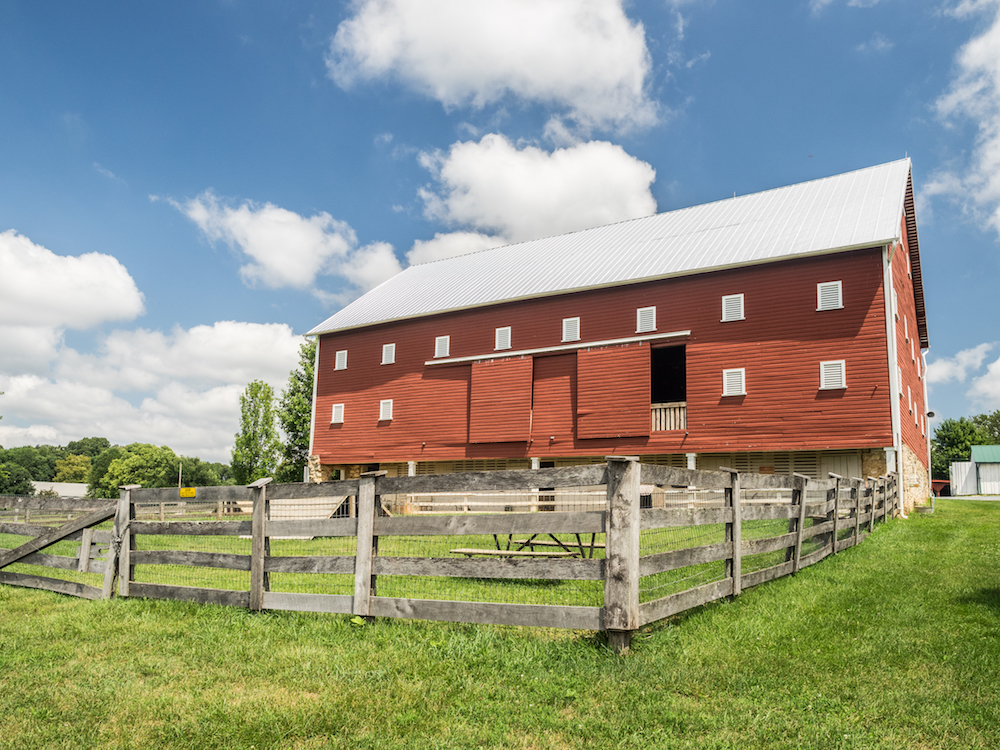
721, 294, 745, 322
636, 306, 656, 333
382, 343, 396, 365
379, 399, 393, 421
817, 281, 843, 311
495, 326, 511, 351
562, 317, 580, 342
331, 404, 344, 424
434, 335, 450, 358
334, 350, 348, 370
819, 360, 846, 390
722, 368, 746, 397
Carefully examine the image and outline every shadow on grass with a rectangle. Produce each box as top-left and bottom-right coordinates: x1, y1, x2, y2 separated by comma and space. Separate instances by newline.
957, 587, 1000, 613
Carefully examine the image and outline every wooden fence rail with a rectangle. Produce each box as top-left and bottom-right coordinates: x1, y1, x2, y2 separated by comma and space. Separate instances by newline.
0, 460, 899, 652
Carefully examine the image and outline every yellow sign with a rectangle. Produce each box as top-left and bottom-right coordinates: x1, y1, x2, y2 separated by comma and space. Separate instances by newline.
179, 487, 196, 498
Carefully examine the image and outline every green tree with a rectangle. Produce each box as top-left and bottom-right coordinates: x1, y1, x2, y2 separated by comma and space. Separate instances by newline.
0, 445, 66, 481
931, 417, 988, 479
66, 437, 112, 458
54, 454, 91, 482
231, 380, 280, 485
177, 456, 223, 487
87, 446, 125, 498
0, 461, 34, 496
276, 339, 316, 483
92, 444, 179, 498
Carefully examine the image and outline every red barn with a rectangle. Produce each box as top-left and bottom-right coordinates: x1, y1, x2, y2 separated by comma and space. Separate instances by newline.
306, 160, 931, 510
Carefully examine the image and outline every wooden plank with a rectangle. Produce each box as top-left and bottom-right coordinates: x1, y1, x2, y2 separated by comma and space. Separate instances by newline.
369, 596, 602, 630
831, 476, 842, 557
835, 536, 856, 553
266, 518, 358, 538
741, 505, 798, 521
450, 548, 579, 557
376, 464, 607, 496
0, 497, 111, 512
799, 546, 832, 569
353, 473, 379, 617
0, 570, 104, 600
117, 489, 137, 598
131, 550, 252, 571
637, 578, 733, 627
0, 521, 81, 538
603, 457, 641, 636
738, 474, 797, 491
373, 555, 603, 581
127, 582, 250, 608
266, 479, 360, 500
261, 591, 353, 614
130, 521, 253, 536
103, 487, 134, 600
78, 527, 94, 573
729, 470, 742, 596
130, 485, 251, 505
640, 506, 730, 530
742, 561, 795, 589
0, 503, 116, 570
373, 510, 605, 537
18, 551, 86, 572
804, 499, 836, 516
249, 479, 270, 611
742, 533, 796, 556
265, 556, 355, 575
639, 464, 731, 490
639, 541, 732, 577
801, 520, 835, 542
792, 474, 809, 574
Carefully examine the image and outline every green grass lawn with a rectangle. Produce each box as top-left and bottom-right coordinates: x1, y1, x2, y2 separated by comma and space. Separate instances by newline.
1, 498, 998, 749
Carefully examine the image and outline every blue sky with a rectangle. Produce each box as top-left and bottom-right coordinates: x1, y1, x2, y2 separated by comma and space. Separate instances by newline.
1, 0, 999, 462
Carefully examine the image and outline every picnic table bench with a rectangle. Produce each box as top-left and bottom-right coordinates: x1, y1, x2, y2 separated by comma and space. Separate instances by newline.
449, 532, 604, 559
449, 547, 580, 558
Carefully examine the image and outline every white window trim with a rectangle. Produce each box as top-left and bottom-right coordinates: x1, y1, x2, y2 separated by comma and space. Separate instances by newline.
722, 368, 746, 397
892, 289, 898, 320
897, 366, 903, 395
721, 293, 745, 322
908, 386, 912, 412
434, 335, 450, 358
381, 343, 396, 365
379, 399, 393, 421
817, 281, 843, 311
331, 403, 344, 424
904, 316, 909, 343
334, 350, 348, 371
495, 326, 512, 351
819, 360, 847, 390
562, 317, 581, 343
636, 306, 656, 334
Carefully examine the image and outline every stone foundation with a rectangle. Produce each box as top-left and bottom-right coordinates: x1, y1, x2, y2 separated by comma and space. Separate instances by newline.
861, 449, 888, 479
901, 443, 931, 513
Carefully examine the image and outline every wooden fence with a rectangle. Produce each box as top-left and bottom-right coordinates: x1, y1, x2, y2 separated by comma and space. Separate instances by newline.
0, 458, 898, 652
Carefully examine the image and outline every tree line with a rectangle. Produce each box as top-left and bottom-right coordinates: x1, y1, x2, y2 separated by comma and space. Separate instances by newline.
931, 410, 1000, 479
0, 339, 317, 497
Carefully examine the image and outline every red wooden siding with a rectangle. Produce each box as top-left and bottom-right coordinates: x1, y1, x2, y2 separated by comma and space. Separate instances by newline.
894, 215, 929, 467
469, 358, 532, 443
576, 345, 651, 438
312, 247, 896, 464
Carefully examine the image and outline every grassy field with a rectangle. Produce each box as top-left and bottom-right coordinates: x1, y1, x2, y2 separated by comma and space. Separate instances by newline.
0, 498, 998, 749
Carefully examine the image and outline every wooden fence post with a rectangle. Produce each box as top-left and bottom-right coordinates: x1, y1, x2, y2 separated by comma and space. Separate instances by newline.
868, 477, 877, 533
851, 478, 862, 546
249, 477, 272, 611
829, 473, 842, 555
719, 467, 742, 598
353, 471, 386, 618
114, 485, 139, 598
791, 473, 809, 573
603, 456, 640, 654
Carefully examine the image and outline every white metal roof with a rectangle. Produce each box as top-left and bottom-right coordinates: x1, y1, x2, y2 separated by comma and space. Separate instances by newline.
309, 159, 912, 335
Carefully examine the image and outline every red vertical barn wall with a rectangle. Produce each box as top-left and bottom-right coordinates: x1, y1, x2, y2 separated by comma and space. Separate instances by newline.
894, 215, 930, 468
312, 248, 894, 465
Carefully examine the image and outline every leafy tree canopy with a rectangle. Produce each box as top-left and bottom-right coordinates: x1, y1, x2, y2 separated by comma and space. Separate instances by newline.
0, 444, 67, 481
276, 339, 316, 483
232, 380, 281, 485
54, 454, 91, 482
66, 437, 112, 458
91, 444, 179, 498
931, 417, 989, 480
0, 461, 34, 496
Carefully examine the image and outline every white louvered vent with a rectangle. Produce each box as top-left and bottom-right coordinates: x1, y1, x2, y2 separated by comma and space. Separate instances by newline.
722, 368, 746, 396
820, 360, 846, 390
335, 350, 348, 370
379, 399, 393, 421
721, 294, 745, 322
898, 366, 903, 394
382, 343, 395, 365
562, 317, 580, 342
495, 326, 511, 351
817, 281, 843, 311
434, 335, 450, 358
331, 403, 344, 424
636, 306, 656, 333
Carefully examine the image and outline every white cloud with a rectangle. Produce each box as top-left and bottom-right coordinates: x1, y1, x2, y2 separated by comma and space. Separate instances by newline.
856, 32, 894, 53
930, 1, 1000, 235
417, 134, 657, 243
926, 343, 995, 384
406, 231, 507, 266
328, 0, 657, 136
969, 353, 1000, 407
175, 191, 403, 301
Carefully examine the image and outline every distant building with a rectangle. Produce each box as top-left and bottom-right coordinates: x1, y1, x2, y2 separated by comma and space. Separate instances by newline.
307, 160, 931, 511
32, 481, 89, 498
951, 446, 1000, 496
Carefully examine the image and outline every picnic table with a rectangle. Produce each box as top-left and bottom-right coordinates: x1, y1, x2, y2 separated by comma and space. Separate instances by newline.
450, 533, 604, 559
